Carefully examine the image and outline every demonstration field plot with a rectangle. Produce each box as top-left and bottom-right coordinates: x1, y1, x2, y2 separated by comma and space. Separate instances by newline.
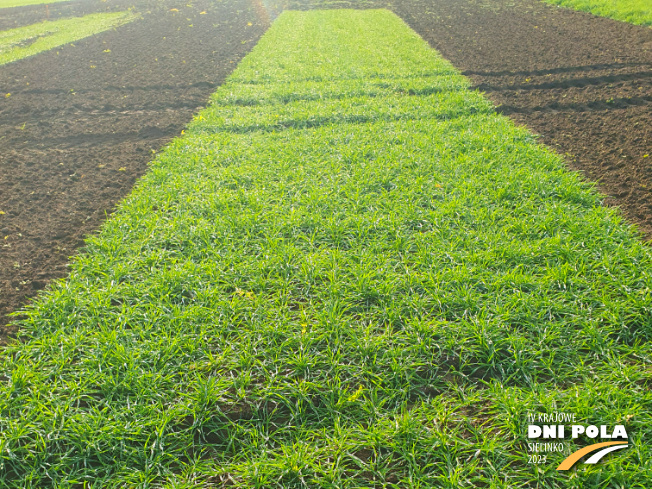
394, 0, 652, 241
542, 0, 652, 26
0, 0, 268, 340
1, 8, 650, 488
0, 11, 137, 65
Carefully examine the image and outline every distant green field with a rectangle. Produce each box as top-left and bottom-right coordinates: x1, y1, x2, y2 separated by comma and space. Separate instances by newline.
0, 11, 138, 66
1, 8, 650, 488
543, 0, 652, 26
0, 0, 71, 8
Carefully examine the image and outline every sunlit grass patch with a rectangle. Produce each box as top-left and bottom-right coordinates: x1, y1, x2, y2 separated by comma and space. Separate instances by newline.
542, 0, 651, 26
0, 11, 138, 66
1, 8, 650, 488
0, 0, 71, 7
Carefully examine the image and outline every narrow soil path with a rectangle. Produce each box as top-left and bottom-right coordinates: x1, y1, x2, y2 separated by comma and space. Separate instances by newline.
0, 0, 275, 342
392, 0, 651, 235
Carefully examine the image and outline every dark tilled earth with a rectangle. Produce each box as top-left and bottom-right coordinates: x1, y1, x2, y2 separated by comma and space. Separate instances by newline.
1, 0, 651, 342
0, 0, 276, 343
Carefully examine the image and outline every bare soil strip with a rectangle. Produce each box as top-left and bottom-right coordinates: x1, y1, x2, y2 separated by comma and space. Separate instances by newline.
0, 0, 272, 342
391, 0, 651, 235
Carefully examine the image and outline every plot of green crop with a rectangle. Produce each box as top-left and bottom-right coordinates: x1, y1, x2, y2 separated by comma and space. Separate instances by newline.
0, 0, 70, 8
1, 8, 651, 488
543, 0, 651, 26
0, 11, 138, 65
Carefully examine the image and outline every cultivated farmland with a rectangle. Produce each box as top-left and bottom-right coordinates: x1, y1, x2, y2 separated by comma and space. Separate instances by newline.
0, 0, 651, 487
393, 0, 652, 239
0, 0, 71, 8
542, 0, 652, 26
0, 10, 139, 65
0, 0, 274, 341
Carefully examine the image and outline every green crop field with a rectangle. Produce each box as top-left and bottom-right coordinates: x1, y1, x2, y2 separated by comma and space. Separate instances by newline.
0, 11, 138, 66
1, 8, 650, 488
0, 0, 71, 8
543, 0, 652, 26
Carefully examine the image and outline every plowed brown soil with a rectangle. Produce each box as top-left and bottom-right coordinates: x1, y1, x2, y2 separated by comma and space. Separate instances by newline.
0, 0, 276, 343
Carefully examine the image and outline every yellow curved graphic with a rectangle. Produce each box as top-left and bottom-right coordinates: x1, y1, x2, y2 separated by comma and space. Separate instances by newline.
557, 441, 628, 471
